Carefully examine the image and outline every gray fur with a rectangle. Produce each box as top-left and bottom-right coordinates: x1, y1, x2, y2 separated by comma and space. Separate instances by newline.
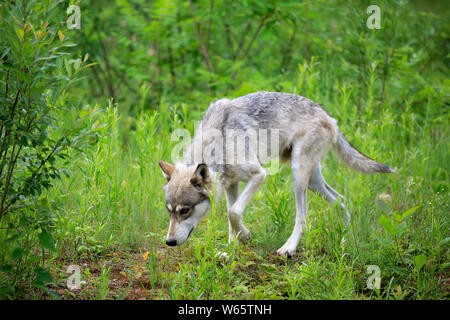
160, 91, 395, 256
333, 131, 395, 173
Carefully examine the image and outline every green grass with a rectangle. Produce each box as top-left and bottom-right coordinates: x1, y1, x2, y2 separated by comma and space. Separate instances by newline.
1, 56, 448, 300
0, 0, 448, 301
23, 74, 447, 300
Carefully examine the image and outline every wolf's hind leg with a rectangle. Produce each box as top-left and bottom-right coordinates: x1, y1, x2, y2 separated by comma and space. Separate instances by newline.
308, 163, 350, 224
277, 139, 324, 257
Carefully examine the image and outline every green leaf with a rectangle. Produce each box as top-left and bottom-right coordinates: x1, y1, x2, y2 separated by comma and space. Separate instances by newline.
44, 287, 61, 299
379, 214, 396, 235
390, 266, 408, 276
15, 27, 24, 41
64, 58, 72, 77
414, 254, 427, 271
34, 266, 53, 284
374, 234, 392, 248
38, 230, 55, 251
395, 222, 407, 236
401, 205, 420, 219
0, 265, 13, 273
439, 262, 450, 271
439, 237, 450, 246
11, 248, 24, 262
6, 234, 21, 242
0, 286, 15, 298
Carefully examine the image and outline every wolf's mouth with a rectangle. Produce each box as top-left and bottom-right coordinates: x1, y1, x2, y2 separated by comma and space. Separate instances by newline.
187, 227, 194, 239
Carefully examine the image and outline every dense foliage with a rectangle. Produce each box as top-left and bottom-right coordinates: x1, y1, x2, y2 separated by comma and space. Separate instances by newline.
0, 0, 448, 299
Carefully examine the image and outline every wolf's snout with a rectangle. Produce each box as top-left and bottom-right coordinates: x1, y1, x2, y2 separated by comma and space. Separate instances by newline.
166, 239, 177, 246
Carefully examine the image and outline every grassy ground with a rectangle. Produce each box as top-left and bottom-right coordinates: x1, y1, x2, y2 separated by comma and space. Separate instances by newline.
30, 77, 449, 300
0, 0, 448, 301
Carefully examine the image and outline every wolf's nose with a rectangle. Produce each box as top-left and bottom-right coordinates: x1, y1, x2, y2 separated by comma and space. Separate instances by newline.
166, 239, 177, 246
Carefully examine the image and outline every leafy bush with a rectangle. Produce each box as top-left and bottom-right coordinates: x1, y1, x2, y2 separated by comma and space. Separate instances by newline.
0, 0, 97, 298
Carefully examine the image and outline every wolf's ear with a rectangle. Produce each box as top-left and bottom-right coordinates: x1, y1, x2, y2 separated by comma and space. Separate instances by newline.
159, 160, 175, 181
191, 163, 210, 188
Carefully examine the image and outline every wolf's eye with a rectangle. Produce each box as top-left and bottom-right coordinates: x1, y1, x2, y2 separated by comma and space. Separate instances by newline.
179, 208, 190, 215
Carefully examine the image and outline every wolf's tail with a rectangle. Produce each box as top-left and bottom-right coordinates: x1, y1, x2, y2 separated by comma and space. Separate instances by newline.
332, 130, 395, 174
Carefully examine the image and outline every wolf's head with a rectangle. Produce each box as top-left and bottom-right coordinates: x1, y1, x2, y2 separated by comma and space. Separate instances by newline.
159, 160, 212, 246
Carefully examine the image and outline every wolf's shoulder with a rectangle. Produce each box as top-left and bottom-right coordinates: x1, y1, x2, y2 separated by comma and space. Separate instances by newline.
202, 98, 234, 124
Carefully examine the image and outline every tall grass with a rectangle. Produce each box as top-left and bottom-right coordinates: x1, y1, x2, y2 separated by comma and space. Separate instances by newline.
1, 48, 448, 300
36, 61, 448, 299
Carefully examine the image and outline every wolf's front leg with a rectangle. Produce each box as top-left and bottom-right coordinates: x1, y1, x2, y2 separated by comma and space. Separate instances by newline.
227, 168, 266, 243
225, 183, 239, 243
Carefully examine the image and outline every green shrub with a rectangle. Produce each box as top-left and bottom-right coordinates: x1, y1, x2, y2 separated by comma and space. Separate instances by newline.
0, 0, 96, 298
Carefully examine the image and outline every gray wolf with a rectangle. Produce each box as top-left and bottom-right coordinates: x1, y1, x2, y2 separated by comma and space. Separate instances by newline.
159, 91, 394, 257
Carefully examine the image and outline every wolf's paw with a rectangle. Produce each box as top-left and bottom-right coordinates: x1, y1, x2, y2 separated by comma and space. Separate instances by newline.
276, 245, 296, 258
238, 229, 251, 243
215, 250, 230, 262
